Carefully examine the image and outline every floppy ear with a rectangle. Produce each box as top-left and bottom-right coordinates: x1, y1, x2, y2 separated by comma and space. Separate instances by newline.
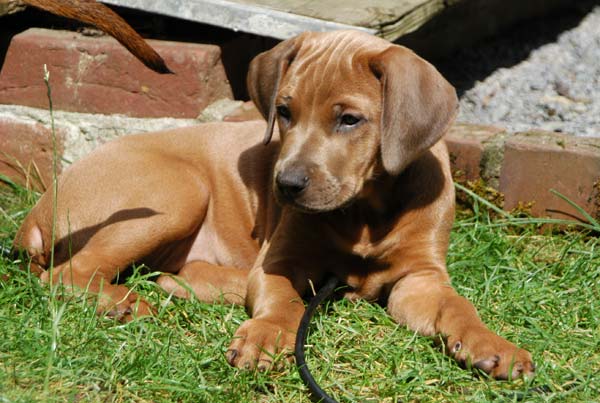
369, 46, 458, 175
247, 36, 301, 144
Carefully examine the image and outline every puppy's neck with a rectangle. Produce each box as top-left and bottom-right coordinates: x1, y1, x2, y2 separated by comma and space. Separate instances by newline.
356, 171, 399, 216
319, 175, 398, 253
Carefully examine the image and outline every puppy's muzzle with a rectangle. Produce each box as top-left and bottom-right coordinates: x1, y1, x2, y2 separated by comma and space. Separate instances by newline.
275, 165, 310, 202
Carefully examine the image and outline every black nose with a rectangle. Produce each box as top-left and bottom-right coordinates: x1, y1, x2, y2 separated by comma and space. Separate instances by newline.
276, 167, 310, 200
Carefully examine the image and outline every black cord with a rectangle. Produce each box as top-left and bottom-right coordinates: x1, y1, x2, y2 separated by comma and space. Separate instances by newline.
0, 244, 15, 260
295, 276, 341, 403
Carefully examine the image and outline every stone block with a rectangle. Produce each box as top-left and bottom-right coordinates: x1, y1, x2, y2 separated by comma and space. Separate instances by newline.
446, 123, 504, 181
0, 117, 63, 190
0, 28, 233, 118
499, 131, 600, 221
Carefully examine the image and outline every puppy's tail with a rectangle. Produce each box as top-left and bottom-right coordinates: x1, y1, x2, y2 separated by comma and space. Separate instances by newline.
22, 0, 172, 74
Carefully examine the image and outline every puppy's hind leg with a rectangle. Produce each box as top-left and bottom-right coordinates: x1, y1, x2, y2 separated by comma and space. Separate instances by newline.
157, 261, 248, 305
17, 198, 209, 321
14, 215, 152, 320
39, 246, 154, 321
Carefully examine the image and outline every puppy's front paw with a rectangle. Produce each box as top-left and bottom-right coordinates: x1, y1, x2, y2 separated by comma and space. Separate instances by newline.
226, 319, 295, 371
447, 326, 535, 380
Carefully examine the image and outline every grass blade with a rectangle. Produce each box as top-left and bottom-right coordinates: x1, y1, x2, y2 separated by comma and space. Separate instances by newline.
549, 188, 600, 230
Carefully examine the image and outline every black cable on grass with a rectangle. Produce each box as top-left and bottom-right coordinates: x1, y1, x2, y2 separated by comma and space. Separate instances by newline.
0, 244, 16, 260
295, 276, 341, 403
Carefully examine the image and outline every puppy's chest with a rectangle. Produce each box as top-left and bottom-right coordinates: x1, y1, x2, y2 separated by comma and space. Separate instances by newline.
327, 212, 399, 259
348, 228, 391, 258
325, 217, 401, 301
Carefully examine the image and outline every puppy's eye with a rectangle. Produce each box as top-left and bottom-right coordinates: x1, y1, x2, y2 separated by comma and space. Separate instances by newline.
340, 114, 362, 127
276, 105, 291, 120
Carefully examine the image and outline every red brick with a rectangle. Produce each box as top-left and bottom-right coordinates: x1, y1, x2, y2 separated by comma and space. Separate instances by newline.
499, 131, 600, 221
0, 28, 233, 118
445, 123, 504, 181
0, 118, 63, 190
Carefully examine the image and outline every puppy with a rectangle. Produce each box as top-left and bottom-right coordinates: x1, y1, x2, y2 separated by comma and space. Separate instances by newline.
14, 30, 534, 380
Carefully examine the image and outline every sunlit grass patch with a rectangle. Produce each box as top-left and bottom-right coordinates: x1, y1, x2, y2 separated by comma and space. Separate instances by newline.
1, 184, 598, 402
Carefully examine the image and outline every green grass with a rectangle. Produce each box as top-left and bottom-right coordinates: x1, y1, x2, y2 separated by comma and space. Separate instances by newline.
1, 185, 599, 403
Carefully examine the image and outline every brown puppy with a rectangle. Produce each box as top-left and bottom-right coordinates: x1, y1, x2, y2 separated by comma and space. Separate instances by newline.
13, 30, 534, 380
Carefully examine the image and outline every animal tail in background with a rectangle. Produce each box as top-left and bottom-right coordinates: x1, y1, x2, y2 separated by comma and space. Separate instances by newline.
21, 0, 172, 74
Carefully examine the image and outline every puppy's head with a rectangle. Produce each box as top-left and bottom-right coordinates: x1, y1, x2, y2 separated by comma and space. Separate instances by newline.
247, 30, 457, 213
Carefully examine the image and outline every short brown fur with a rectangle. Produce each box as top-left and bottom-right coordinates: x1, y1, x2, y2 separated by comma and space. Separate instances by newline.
14, 30, 533, 380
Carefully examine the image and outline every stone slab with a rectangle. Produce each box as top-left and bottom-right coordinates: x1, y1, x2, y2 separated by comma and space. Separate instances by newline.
102, 0, 579, 48
0, 104, 198, 175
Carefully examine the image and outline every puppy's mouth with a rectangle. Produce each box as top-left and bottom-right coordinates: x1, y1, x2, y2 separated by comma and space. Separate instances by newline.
274, 181, 358, 213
